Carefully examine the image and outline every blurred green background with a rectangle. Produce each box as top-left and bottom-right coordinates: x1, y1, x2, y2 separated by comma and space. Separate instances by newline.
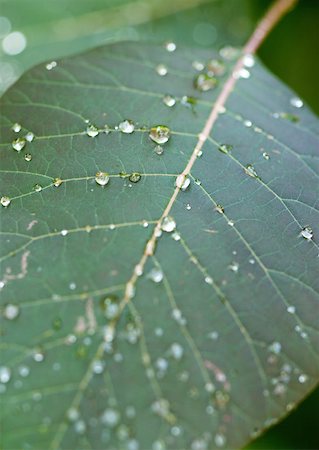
0, 0, 318, 448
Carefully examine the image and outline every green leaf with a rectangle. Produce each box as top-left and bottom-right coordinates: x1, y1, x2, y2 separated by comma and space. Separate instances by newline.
0, 40, 318, 450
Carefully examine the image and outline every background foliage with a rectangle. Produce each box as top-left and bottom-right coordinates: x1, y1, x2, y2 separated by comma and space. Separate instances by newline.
0, 0, 318, 448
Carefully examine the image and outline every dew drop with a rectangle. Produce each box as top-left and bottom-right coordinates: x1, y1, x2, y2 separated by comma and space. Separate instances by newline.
119, 119, 135, 134
154, 145, 164, 155
25, 131, 34, 142
298, 374, 308, 384
33, 349, 45, 362
156, 64, 168, 76
53, 177, 62, 187
175, 175, 190, 191
33, 184, 42, 192
92, 360, 105, 374
74, 420, 86, 434
101, 296, 120, 320
3, 303, 20, 320
194, 73, 217, 92
67, 407, 80, 422
215, 433, 226, 447
12, 123, 21, 132
228, 261, 239, 273
243, 54, 255, 67
12, 137, 26, 151
287, 305, 296, 314
207, 59, 225, 76
269, 341, 281, 354
148, 268, 163, 283
218, 144, 232, 154
170, 343, 184, 360
103, 124, 110, 134
24, 153, 32, 162
165, 41, 176, 52
262, 152, 270, 160
186, 203, 191, 210
95, 172, 110, 186
0, 366, 11, 384
205, 276, 213, 285
277, 112, 299, 123
18, 365, 30, 377
215, 204, 224, 214
61, 229, 68, 236
181, 95, 197, 108
163, 94, 176, 107
46, 61, 57, 70
149, 125, 171, 144
244, 164, 258, 179
290, 97, 303, 108
243, 120, 252, 127
300, 226, 313, 241
219, 45, 239, 60
1, 196, 11, 207
172, 231, 181, 241
86, 124, 99, 137
161, 216, 176, 233
192, 61, 205, 71
233, 68, 250, 79
129, 172, 141, 183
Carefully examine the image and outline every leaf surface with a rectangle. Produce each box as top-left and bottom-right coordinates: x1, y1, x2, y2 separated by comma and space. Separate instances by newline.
0, 41, 319, 450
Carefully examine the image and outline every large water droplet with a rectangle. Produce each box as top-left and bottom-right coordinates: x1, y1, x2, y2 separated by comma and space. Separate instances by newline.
95, 172, 110, 186
194, 73, 217, 92
86, 124, 99, 137
129, 172, 141, 183
1, 196, 11, 207
12, 137, 26, 151
119, 119, 135, 134
161, 216, 176, 233
149, 125, 171, 144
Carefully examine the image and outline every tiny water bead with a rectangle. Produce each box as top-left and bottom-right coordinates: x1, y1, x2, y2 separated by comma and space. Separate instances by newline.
101, 296, 120, 320
162, 94, 176, 107
149, 125, 171, 144
262, 152, 270, 160
12, 137, 26, 151
156, 64, 168, 76
86, 124, 99, 137
3, 303, 20, 320
161, 216, 176, 233
219, 45, 240, 60
148, 268, 163, 283
181, 95, 197, 108
0, 366, 11, 384
207, 59, 226, 76
1, 196, 11, 207
269, 341, 281, 354
218, 144, 232, 154
228, 261, 239, 273
170, 343, 184, 360
154, 145, 164, 155
215, 204, 224, 214
194, 73, 217, 92
129, 172, 141, 183
300, 226, 313, 241
25, 131, 34, 142
165, 41, 176, 52
95, 172, 110, 186
119, 119, 135, 134
46, 61, 57, 70
243, 54, 255, 67
290, 97, 303, 108
33, 184, 43, 192
24, 153, 32, 162
287, 305, 296, 314
244, 164, 259, 179
12, 122, 21, 132
192, 60, 205, 71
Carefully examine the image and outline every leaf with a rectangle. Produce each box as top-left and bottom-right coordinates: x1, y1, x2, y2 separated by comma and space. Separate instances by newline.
1, 38, 319, 450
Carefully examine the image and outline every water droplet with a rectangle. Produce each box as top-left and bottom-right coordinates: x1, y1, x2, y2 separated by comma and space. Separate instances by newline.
12, 123, 21, 132
194, 73, 217, 92
95, 172, 110, 186
227, 220, 234, 227
194, 178, 201, 185
290, 97, 303, 108
24, 153, 32, 162
172, 231, 181, 241
244, 164, 258, 178
181, 96, 197, 108
161, 216, 176, 233
163, 94, 176, 107
148, 268, 163, 283
287, 305, 296, 314
53, 177, 62, 187
175, 175, 190, 191
129, 172, 141, 183
12, 137, 26, 151
228, 261, 239, 273
18, 365, 30, 377
151, 399, 171, 418
3, 303, 20, 320
1, 196, 11, 207
154, 145, 164, 155
215, 433, 226, 447
215, 204, 224, 214
86, 124, 99, 137
33, 348, 45, 362
46, 61, 57, 70
74, 420, 86, 434
149, 125, 171, 144
0, 366, 11, 383
165, 41, 176, 52
219, 45, 239, 60
186, 203, 191, 210
156, 357, 168, 372
192, 60, 204, 71
243, 120, 252, 127
60, 229, 68, 237
262, 152, 270, 160
101, 295, 120, 320
207, 59, 225, 76
233, 68, 250, 79
119, 119, 135, 134
134, 264, 143, 276
33, 184, 42, 192
101, 407, 120, 427
277, 112, 299, 123
92, 360, 105, 374
300, 226, 313, 241
67, 407, 80, 422
218, 144, 232, 154
103, 325, 115, 343
208, 331, 219, 340
298, 374, 308, 384
269, 341, 281, 354
243, 54, 255, 67
156, 64, 168, 76
170, 343, 184, 360
25, 131, 34, 142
